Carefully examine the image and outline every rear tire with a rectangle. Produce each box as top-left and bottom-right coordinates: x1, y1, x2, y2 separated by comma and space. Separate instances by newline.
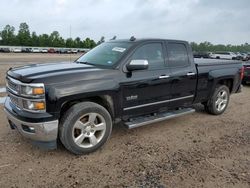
204, 85, 230, 115
59, 102, 112, 155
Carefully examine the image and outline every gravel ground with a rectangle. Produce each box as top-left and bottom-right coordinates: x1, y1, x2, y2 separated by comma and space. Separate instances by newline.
0, 54, 249, 188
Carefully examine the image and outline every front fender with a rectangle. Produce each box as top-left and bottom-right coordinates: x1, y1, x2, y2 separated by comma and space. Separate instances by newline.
46, 79, 120, 114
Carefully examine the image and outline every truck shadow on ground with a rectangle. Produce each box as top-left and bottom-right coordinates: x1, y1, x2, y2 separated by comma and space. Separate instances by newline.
242, 84, 250, 87
6, 102, 211, 157
192, 104, 207, 114
10, 100, 233, 155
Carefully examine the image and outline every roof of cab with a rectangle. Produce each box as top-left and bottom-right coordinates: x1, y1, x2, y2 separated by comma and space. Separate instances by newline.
107, 38, 188, 44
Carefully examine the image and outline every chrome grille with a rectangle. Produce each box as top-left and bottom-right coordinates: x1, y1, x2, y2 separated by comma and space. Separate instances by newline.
9, 93, 21, 109
7, 78, 19, 93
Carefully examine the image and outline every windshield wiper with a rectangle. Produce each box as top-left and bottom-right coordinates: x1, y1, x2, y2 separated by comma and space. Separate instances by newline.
75, 61, 95, 66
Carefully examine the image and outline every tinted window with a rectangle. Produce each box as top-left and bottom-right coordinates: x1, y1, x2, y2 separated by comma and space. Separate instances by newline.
168, 43, 189, 67
131, 43, 164, 70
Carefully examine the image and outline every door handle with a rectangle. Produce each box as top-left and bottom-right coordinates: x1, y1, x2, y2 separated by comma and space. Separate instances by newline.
187, 72, 196, 76
159, 75, 170, 79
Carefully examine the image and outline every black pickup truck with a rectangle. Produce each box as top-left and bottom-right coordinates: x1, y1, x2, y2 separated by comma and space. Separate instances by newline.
4, 38, 243, 154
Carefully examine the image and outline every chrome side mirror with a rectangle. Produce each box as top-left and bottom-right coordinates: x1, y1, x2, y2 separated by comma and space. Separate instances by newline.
126, 60, 149, 71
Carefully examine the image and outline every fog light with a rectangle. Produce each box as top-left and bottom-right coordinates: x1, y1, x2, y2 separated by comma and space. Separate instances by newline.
22, 125, 35, 133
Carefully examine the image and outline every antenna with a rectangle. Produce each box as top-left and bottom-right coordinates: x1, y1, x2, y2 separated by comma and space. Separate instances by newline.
130, 36, 136, 41
110, 36, 117, 40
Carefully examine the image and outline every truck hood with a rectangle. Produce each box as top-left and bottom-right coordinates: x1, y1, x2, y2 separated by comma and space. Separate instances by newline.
7, 62, 114, 84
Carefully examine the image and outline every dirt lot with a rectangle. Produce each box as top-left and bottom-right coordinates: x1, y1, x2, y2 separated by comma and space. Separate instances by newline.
0, 54, 249, 188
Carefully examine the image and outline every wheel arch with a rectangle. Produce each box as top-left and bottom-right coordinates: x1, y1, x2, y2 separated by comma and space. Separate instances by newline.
216, 78, 234, 93
59, 95, 115, 121
206, 77, 234, 102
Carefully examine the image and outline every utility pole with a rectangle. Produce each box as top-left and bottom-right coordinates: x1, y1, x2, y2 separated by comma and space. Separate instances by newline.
69, 25, 72, 63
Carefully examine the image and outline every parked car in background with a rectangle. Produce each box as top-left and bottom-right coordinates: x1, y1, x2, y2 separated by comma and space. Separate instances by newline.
247, 53, 250, 60
41, 49, 48, 53
0, 48, 10, 53
13, 48, 22, 53
66, 49, 78, 54
55, 49, 60, 53
193, 52, 210, 58
66, 49, 72, 54
31, 48, 40, 53
235, 52, 243, 60
21, 48, 32, 53
48, 48, 56, 53
71, 49, 78, 54
242, 62, 250, 84
210, 52, 237, 60
58, 48, 68, 54
246, 53, 250, 58
240, 53, 249, 61
79, 49, 87, 53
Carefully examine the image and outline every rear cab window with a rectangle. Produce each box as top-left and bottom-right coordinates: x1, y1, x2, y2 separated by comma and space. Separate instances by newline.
166, 43, 189, 67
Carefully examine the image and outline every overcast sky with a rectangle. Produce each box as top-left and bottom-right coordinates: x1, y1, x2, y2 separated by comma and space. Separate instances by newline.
0, 0, 249, 44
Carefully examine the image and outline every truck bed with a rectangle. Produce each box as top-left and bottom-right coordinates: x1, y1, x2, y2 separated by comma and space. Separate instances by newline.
194, 58, 242, 66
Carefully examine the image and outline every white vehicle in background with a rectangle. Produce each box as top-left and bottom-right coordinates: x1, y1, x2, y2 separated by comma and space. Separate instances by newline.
13, 48, 22, 53
235, 52, 243, 60
41, 49, 48, 53
210, 52, 237, 60
240, 53, 248, 61
31, 48, 40, 53
71, 49, 78, 54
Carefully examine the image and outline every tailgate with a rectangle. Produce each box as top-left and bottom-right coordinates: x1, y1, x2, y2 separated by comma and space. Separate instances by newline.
244, 64, 250, 77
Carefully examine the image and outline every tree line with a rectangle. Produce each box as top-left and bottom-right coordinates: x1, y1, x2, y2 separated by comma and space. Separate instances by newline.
191, 41, 250, 52
0, 23, 250, 52
0, 22, 99, 48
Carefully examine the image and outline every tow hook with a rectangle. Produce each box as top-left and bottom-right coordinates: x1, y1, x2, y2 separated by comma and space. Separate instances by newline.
8, 120, 16, 130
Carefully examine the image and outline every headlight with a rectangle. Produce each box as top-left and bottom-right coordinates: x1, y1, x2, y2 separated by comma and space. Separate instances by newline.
6, 77, 47, 113
23, 100, 46, 111
21, 85, 45, 96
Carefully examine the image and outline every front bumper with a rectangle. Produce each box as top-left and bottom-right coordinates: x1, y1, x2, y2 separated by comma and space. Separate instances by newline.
4, 105, 58, 142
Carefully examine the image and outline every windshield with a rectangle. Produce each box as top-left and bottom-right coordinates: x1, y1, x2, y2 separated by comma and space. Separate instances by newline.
76, 42, 132, 67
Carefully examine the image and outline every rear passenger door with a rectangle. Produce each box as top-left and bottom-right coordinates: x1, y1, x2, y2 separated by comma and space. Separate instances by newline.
166, 42, 197, 108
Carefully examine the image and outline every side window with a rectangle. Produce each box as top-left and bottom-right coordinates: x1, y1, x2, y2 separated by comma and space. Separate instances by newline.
167, 43, 189, 67
131, 43, 164, 70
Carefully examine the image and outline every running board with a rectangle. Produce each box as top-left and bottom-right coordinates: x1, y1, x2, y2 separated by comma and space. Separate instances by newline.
124, 108, 195, 129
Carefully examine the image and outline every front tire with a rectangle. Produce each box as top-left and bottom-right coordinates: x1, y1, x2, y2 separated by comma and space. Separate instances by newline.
204, 85, 230, 115
59, 102, 112, 155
